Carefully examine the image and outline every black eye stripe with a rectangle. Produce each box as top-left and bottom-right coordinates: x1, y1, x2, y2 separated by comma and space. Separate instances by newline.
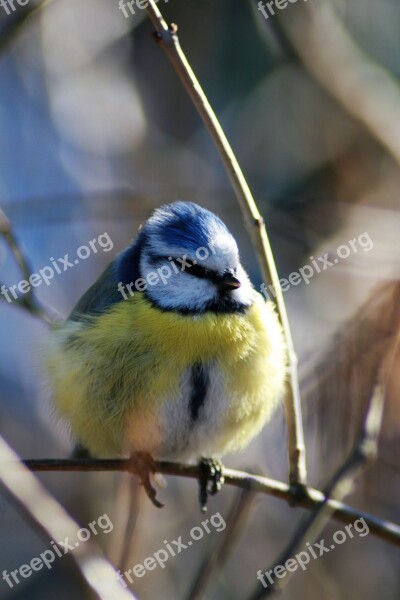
183, 258, 227, 284
183, 259, 210, 279
148, 255, 210, 277
188, 265, 209, 278
152, 255, 229, 284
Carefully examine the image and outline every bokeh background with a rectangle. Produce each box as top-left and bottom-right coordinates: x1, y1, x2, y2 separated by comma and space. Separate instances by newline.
0, 0, 399, 598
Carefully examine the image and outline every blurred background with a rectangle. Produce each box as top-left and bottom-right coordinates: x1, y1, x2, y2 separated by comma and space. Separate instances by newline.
0, 0, 399, 598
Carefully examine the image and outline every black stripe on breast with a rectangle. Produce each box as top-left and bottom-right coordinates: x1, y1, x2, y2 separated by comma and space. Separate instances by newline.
189, 363, 209, 422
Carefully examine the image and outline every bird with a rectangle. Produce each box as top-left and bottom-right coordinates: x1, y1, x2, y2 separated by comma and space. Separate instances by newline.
46, 201, 287, 508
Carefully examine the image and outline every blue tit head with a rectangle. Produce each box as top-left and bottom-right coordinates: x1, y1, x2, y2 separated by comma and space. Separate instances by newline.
118, 201, 254, 314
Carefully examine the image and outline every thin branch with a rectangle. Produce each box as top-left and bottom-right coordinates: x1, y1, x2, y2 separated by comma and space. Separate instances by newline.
0, 435, 137, 600
0, 208, 32, 284
20, 456, 400, 548
0, 207, 60, 327
0, 277, 56, 326
185, 487, 257, 600
247, 381, 385, 599
144, 0, 306, 488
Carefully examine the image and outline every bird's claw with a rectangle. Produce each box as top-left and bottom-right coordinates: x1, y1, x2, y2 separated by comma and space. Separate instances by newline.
198, 458, 224, 512
130, 452, 165, 509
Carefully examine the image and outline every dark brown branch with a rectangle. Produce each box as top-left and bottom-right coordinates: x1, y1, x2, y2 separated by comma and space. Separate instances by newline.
20, 454, 400, 548
247, 382, 385, 599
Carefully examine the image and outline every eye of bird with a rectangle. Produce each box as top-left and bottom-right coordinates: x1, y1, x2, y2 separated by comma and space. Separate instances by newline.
183, 258, 214, 280
171, 257, 238, 287
154, 255, 238, 287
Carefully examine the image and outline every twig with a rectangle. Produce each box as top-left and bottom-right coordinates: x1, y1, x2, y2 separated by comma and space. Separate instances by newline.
247, 382, 385, 599
0, 435, 137, 600
0, 277, 55, 325
0, 207, 60, 327
0, 208, 32, 283
185, 487, 257, 600
20, 455, 400, 548
144, 0, 307, 489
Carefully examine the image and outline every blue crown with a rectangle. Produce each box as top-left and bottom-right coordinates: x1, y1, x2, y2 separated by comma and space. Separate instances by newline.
117, 202, 236, 286
145, 201, 233, 254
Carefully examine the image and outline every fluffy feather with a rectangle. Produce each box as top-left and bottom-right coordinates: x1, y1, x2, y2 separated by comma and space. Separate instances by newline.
46, 292, 286, 458
46, 201, 287, 460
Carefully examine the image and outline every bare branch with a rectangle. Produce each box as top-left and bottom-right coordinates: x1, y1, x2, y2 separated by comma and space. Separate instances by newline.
144, 0, 306, 488
0, 207, 61, 327
20, 451, 400, 548
247, 382, 385, 599
0, 208, 32, 284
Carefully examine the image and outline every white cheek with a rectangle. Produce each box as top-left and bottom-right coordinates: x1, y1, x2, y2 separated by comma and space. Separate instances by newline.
140, 255, 254, 311
231, 265, 254, 306
151, 274, 215, 310
140, 255, 216, 310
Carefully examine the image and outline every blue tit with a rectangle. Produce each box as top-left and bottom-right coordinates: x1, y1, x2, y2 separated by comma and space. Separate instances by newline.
46, 202, 286, 465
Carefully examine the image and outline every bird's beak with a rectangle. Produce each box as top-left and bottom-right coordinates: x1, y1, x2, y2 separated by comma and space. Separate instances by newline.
219, 272, 241, 291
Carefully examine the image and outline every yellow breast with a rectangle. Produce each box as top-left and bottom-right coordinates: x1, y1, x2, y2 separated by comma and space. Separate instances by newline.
47, 292, 286, 457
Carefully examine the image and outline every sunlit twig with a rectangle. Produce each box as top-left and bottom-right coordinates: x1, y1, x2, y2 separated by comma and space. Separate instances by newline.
145, 0, 307, 490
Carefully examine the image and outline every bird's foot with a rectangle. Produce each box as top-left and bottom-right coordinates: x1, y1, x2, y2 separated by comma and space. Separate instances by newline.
198, 457, 225, 512
70, 443, 91, 459
129, 452, 165, 509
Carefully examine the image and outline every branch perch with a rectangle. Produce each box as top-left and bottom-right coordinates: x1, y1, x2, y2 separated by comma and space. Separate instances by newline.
20, 455, 400, 548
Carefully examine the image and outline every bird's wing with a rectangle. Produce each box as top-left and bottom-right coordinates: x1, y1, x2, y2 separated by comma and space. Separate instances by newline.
69, 262, 124, 321
69, 229, 145, 321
